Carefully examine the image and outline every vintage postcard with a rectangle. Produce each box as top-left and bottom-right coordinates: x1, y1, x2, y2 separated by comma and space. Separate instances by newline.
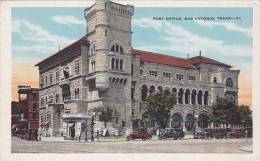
0, 0, 260, 161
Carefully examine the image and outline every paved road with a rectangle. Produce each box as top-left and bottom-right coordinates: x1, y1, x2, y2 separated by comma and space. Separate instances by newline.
11, 137, 253, 153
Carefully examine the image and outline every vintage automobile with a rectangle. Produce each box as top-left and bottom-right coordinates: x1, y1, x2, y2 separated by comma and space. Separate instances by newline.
158, 128, 184, 140
227, 129, 245, 138
126, 128, 152, 141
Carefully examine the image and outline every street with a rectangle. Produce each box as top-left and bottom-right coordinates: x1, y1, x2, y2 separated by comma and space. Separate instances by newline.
11, 137, 253, 153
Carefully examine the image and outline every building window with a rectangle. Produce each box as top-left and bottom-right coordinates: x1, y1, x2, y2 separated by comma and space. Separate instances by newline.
185, 89, 190, 104
204, 91, 209, 105
46, 113, 51, 122
140, 69, 143, 75
49, 95, 53, 103
62, 86, 71, 101
176, 73, 184, 80
213, 77, 217, 83
149, 70, 157, 77
40, 98, 44, 106
111, 58, 115, 69
40, 115, 44, 124
120, 59, 123, 71
40, 76, 44, 88
197, 90, 203, 105
178, 88, 184, 104
49, 74, 53, 85
163, 72, 171, 78
110, 43, 124, 54
45, 76, 48, 86
74, 61, 80, 75
90, 59, 96, 72
116, 59, 119, 70
74, 88, 80, 99
225, 77, 233, 87
141, 84, 148, 101
55, 93, 59, 103
89, 43, 96, 55
56, 70, 59, 83
188, 76, 196, 80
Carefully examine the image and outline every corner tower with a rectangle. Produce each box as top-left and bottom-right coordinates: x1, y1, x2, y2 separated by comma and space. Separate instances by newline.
84, 0, 134, 129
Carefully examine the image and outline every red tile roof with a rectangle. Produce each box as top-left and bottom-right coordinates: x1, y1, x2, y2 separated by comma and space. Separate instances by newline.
132, 49, 231, 69
132, 49, 196, 69
188, 56, 232, 68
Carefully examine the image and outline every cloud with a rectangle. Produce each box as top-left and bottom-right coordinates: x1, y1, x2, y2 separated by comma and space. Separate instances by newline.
52, 15, 85, 26
12, 19, 76, 55
133, 17, 252, 58
195, 20, 252, 37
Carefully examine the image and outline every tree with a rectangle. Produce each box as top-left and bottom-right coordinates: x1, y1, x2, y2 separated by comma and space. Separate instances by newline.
211, 97, 252, 127
238, 105, 252, 127
211, 97, 235, 125
144, 89, 176, 129
98, 106, 114, 129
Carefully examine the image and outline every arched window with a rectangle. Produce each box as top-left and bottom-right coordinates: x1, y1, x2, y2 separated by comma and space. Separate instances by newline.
158, 86, 163, 93
119, 59, 123, 70
149, 85, 155, 95
110, 43, 124, 54
116, 59, 119, 70
178, 88, 183, 104
204, 91, 209, 105
198, 90, 203, 105
185, 89, 190, 104
89, 43, 96, 55
90, 60, 96, 71
111, 58, 115, 69
225, 77, 233, 87
191, 90, 196, 105
141, 85, 148, 101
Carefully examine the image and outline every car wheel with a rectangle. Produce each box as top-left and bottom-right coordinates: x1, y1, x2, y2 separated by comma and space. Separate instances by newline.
126, 136, 130, 141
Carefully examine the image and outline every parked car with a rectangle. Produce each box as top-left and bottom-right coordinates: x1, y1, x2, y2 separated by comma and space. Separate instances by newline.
126, 128, 152, 141
227, 129, 245, 138
159, 128, 184, 140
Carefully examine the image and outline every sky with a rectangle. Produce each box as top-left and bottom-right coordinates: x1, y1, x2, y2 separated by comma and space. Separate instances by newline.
12, 7, 252, 107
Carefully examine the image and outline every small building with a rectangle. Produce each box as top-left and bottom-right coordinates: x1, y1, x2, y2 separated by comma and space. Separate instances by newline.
12, 86, 39, 139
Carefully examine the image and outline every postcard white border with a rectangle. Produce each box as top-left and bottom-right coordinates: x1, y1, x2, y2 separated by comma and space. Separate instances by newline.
1, 1, 260, 161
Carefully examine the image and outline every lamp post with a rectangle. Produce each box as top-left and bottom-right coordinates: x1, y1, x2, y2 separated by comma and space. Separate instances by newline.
91, 112, 95, 142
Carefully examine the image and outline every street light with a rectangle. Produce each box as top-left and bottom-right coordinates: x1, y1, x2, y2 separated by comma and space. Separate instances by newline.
91, 112, 95, 142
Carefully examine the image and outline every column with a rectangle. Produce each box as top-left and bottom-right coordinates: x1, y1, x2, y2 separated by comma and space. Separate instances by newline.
201, 93, 204, 106
190, 94, 192, 105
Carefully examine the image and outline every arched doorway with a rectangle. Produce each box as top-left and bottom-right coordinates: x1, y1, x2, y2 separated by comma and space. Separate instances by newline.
171, 113, 183, 128
198, 113, 209, 128
185, 114, 194, 131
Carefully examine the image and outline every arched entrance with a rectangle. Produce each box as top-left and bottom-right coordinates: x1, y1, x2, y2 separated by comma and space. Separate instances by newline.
171, 113, 183, 128
198, 113, 209, 128
185, 114, 194, 131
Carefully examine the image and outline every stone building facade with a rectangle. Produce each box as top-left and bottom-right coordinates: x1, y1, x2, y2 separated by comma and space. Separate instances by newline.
36, 0, 239, 139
